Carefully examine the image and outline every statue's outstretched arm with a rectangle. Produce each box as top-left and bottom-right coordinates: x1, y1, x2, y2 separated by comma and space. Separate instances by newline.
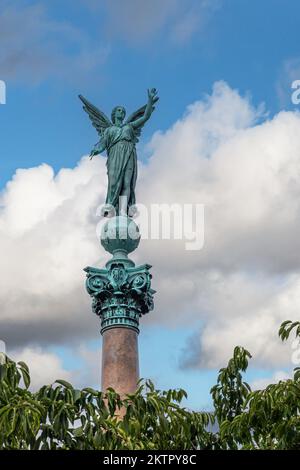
127, 89, 159, 130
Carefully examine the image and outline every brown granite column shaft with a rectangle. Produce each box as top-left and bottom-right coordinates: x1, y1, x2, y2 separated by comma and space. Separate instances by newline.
101, 327, 139, 395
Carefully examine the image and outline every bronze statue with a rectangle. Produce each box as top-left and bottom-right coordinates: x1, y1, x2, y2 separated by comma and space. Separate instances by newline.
79, 88, 159, 216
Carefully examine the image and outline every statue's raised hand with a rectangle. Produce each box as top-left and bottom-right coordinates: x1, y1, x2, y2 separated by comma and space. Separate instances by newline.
148, 88, 158, 104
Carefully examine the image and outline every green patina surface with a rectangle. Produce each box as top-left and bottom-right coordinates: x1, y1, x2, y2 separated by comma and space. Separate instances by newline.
84, 260, 155, 334
79, 88, 158, 216
84, 218, 155, 333
80, 89, 158, 331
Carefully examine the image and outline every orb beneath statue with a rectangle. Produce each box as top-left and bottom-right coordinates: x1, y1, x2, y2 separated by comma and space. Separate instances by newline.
101, 216, 141, 256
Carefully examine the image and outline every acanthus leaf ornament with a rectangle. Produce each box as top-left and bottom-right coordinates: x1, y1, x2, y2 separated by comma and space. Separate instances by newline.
84, 261, 155, 334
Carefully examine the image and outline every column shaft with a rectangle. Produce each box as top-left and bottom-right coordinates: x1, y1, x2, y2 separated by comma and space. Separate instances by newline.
101, 327, 139, 395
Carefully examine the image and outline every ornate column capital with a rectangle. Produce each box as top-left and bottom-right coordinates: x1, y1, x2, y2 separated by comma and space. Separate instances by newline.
84, 261, 155, 334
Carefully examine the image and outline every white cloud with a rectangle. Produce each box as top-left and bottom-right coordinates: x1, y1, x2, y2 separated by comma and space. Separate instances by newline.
138, 81, 300, 368
10, 347, 73, 390
0, 157, 108, 347
9, 344, 102, 391
1, 81, 300, 374
251, 370, 291, 391
180, 272, 300, 369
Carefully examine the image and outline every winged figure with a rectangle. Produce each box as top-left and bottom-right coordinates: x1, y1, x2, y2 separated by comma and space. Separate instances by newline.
79, 88, 159, 216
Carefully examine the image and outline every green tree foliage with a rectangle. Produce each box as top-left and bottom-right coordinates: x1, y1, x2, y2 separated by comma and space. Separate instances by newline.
0, 320, 299, 450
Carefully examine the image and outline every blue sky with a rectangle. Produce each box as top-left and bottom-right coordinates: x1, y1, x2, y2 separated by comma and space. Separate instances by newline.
1, 0, 300, 409
1, 0, 300, 186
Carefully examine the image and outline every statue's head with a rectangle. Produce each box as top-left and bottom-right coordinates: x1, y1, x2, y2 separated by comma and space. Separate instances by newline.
111, 106, 126, 124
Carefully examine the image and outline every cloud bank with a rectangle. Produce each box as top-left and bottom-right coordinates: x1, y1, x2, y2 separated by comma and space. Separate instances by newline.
1, 81, 300, 381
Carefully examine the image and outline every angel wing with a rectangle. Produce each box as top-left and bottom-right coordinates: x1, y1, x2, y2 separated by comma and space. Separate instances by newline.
79, 95, 112, 137
125, 95, 159, 125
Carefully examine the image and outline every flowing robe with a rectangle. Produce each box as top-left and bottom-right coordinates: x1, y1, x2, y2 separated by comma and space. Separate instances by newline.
101, 124, 138, 213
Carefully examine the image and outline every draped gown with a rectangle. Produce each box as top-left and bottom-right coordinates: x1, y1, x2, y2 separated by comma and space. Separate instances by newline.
100, 123, 138, 214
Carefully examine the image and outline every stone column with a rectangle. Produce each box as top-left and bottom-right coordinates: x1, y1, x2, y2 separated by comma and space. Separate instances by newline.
101, 328, 139, 395
84, 216, 155, 395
